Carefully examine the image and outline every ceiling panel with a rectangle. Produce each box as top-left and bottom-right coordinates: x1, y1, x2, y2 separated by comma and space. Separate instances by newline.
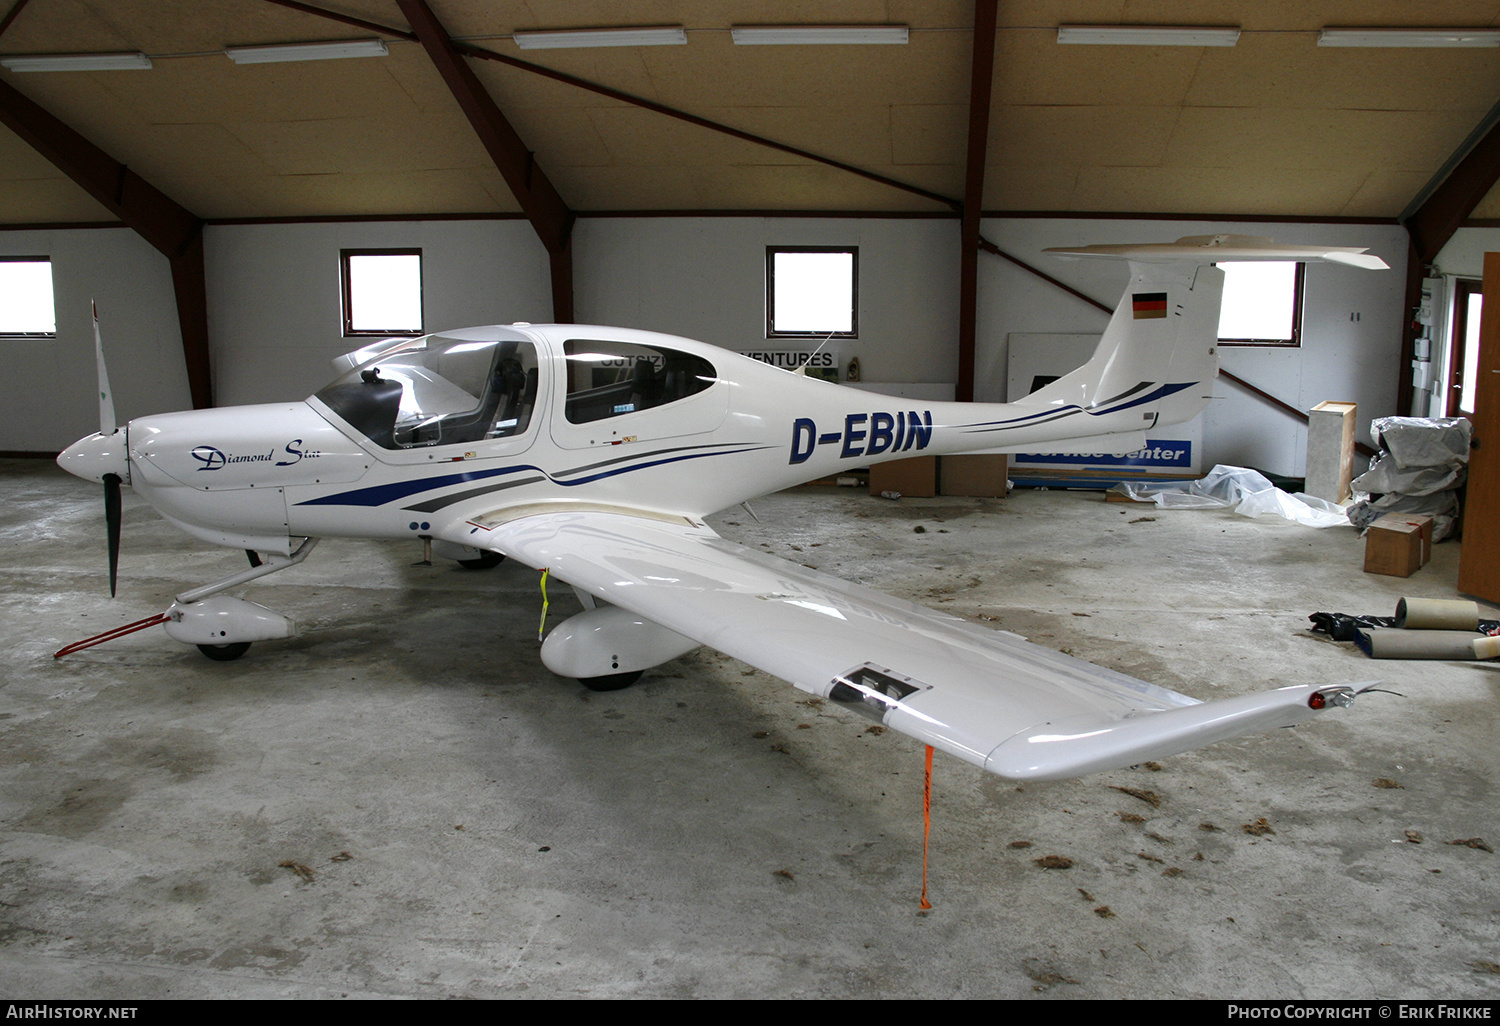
1071, 164, 1375, 215
1186, 33, 1500, 112
0, 0, 1497, 223
890, 103, 966, 167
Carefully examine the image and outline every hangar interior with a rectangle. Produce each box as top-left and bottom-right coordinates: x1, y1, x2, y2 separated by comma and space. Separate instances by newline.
1, 0, 1498, 1000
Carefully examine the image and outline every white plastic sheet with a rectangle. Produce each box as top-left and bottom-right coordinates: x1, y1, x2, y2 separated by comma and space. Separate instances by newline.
1108, 465, 1352, 528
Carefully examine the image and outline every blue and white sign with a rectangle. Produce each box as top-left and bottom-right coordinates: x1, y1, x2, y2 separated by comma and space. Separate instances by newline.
1014, 441, 1193, 469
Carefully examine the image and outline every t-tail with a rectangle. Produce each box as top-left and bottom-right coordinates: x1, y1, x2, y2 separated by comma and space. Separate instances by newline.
1030, 234, 1389, 432
748, 235, 1387, 488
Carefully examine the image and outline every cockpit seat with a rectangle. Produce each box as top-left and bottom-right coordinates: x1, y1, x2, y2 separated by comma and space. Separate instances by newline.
319, 369, 403, 449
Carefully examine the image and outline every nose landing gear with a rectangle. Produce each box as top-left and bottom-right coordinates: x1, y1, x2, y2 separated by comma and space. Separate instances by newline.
162, 539, 318, 660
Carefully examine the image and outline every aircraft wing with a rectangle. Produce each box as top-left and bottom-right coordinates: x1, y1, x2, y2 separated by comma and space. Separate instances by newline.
438, 507, 1352, 781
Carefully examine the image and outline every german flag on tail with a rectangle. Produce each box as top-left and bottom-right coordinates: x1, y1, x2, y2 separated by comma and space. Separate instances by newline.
1132, 292, 1168, 319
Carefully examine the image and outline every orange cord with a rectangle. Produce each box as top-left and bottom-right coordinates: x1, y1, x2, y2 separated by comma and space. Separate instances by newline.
919, 744, 934, 910
54, 612, 170, 658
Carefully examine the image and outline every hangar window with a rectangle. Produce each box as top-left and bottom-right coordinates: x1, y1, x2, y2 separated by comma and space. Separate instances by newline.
767, 246, 857, 339
341, 249, 423, 336
0, 257, 57, 337
1217, 261, 1303, 347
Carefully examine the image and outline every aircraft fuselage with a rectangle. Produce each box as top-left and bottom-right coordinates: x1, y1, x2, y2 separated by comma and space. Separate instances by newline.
61, 322, 1191, 556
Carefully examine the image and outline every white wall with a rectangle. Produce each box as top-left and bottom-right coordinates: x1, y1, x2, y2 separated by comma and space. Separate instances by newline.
204, 219, 552, 408
1433, 226, 1500, 278
204, 216, 960, 406
0, 227, 191, 452
574, 217, 960, 383
5, 215, 1409, 477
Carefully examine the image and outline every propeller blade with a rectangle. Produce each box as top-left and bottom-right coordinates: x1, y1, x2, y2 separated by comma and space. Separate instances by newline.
93, 301, 116, 436
104, 472, 121, 598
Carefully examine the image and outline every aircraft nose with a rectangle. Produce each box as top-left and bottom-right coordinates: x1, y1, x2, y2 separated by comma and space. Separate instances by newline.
57, 429, 130, 485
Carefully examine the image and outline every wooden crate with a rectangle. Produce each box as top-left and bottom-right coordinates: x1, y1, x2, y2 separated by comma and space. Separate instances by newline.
869, 456, 937, 498
939, 454, 1008, 497
1306, 401, 1357, 503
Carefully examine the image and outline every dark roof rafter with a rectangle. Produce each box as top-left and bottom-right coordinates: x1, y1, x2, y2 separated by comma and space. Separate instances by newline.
260, 0, 960, 213
1403, 101, 1500, 263
0, 0, 33, 40
396, 0, 574, 320
0, 77, 198, 257
1396, 95, 1500, 413
0, 76, 211, 406
956, 0, 998, 403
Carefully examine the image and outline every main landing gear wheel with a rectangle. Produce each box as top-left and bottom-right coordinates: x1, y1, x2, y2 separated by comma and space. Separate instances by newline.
457, 552, 505, 570
578, 670, 643, 692
197, 642, 251, 661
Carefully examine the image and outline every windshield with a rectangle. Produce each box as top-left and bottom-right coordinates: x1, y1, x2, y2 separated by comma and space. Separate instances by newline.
316, 333, 540, 449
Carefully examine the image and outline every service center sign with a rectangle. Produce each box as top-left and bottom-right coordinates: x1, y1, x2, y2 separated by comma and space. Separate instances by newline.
1013, 441, 1195, 470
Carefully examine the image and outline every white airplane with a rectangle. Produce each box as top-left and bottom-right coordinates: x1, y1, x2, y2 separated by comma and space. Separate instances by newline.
56, 235, 1387, 782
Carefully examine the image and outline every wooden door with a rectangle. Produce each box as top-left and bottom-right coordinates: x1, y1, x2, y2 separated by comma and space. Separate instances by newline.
1458, 252, 1500, 601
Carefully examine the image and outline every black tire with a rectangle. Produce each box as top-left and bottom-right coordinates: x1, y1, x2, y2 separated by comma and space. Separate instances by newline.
197, 642, 251, 661
578, 670, 643, 691
457, 551, 505, 570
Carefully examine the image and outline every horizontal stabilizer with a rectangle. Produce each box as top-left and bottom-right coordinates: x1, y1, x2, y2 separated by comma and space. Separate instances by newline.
1045, 234, 1389, 270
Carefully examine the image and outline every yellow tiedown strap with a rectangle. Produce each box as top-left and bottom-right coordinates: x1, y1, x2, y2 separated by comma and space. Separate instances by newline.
538, 567, 550, 640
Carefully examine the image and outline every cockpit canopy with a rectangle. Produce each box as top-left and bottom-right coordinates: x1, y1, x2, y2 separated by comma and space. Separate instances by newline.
316, 331, 539, 449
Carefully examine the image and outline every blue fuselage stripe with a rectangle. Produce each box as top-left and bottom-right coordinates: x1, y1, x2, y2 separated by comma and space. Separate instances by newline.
295, 445, 769, 508
960, 381, 1196, 432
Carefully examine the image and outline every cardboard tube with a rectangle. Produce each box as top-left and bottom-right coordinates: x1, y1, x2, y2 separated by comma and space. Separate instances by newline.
1473, 636, 1500, 660
1394, 598, 1480, 631
1358, 628, 1484, 660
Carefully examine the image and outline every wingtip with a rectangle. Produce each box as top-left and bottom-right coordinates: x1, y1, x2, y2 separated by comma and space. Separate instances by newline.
983, 683, 1349, 781
1321, 252, 1390, 270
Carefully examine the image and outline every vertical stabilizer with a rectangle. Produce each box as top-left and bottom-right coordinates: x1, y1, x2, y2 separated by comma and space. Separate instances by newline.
1023, 259, 1223, 431
1031, 235, 1389, 429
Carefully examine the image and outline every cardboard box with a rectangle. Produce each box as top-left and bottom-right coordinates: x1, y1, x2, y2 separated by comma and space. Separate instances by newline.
940, 454, 1008, 497
1364, 513, 1434, 578
869, 456, 937, 498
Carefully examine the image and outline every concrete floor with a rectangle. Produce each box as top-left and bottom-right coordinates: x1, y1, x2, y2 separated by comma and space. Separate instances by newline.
1, 457, 1497, 999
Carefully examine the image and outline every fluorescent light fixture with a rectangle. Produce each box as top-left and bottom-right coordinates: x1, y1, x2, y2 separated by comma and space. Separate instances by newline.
1057, 25, 1240, 46
1317, 28, 1500, 48
731, 25, 909, 45
512, 26, 687, 49
224, 39, 389, 64
0, 51, 152, 72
